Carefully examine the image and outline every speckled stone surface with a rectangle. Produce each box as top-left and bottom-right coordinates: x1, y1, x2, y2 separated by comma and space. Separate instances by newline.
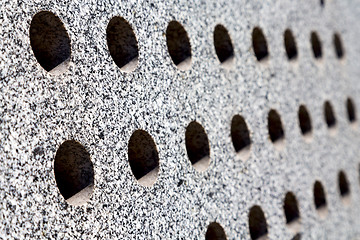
1, 0, 360, 239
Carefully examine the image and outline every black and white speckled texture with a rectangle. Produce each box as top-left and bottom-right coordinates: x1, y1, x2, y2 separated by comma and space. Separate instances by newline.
1, 0, 360, 239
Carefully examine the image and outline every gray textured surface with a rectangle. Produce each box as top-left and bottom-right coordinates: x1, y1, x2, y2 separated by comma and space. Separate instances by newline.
1, 0, 360, 239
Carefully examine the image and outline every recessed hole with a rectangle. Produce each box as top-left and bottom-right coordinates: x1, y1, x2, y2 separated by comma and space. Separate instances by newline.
284, 29, 298, 60
213, 24, 235, 66
106, 16, 139, 72
252, 27, 269, 61
185, 121, 210, 172
205, 222, 227, 240
249, 205, 268, 240
166, 21, 192, 70
128, 130, 159, 187
267, 109, 285, 145
298, 105, 312, 138
313, 181, 327, 217
324, 101, 336, 129
320, 0, 325, 7
231, 115, 251, 159
310, 32, 322, 59
333, 33, 344, 59
338, 170, 350, 198
284, 192, 301, 232
29, 11, 71, 74
54, 140, 94, 206
346, 98, 356, 123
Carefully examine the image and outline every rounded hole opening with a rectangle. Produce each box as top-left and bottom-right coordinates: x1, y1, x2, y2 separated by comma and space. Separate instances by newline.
310, 32, 322, 59
106, 16, 139, 72
213, 24, 235, 66
166, 21, 192, 70
333, 33, 345, 59
313, 181, 328, 217
231, 115, 251, 160
128, 130, 159, 187
324, 101, 336, 130
29, 11, 71, 74
249, 205, 268, 240
338, 170, 351, 202
346, 98, 356, 123
284, 29, 298, 60
298, 105, 312, 140
267, 109, 285, 148
205, 222, 227, 240
284, 192, 301, 232
185, 121, 210, 172
252, 27, 269, 61
54, 140, 94, 206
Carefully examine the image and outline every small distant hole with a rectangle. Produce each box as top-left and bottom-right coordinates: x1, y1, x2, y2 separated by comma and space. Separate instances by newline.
128, 130, 159, 187
346, 98, 356, 123
54, 140, 94, 206
106, 16, 139, 72
284, 29, 298, 60
249, 205, 268, 240
333, 33, 345, 59
29, 11, 71, 74
284, 192, 301, 232
298, 105, 312, 137
166, 21, 192, 70
231, 115, 251, 158
205, 222, 227, 240
320, 0, 325, 7
267, 109, 285, 144
213, 24, 235, 65
313, 181, 327, 216
252, 27, 269, 61
185, 121, 210, 172
338, 170, 350, 197
310, 32, 322, 59
324, 101, 336, 128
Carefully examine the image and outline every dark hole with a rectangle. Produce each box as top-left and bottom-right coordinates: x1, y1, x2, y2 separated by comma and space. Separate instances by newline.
106, 16, 139, 71
249, 205, 268, 240
284, 29, 298, 60
333, 33, 344, 59
346, 98, 356, 123
231, 115, 251, 153
311, 32, 322, 59
185, 121, 210, 170
320, 0, 325, 7
30, 11, 71, 73
324, 101, 336, 128
166, 21, 192, 70
252, 27, 269, 61
213, 24, 234, 64
54, 140, 94, 202
128, 130, 159, 183
298, 105, 312, 135
205, 222, 227, 240
284, 192, 300, 224
313, 181, 327, 209
338, 171, 350, 197
268, 109, 285, 143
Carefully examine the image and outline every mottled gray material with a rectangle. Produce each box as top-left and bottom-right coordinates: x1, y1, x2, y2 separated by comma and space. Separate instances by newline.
1, 0, 360, 239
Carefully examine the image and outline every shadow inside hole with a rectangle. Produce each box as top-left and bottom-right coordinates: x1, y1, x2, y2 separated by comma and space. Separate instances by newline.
313, 181, 328, 218
284, 29, 298, 60
214, 24, 234, 66
298, 105, 312, 140
338, 171, 351, 204
333, 33, 345, 59
205, 222, 227, 240
30, 11, 71, 73
284, 192, 301, 233
231, 115, 251, 160
252, 27, 269, 61
267, 110, 285, 147
346, 98, 356, 123
249, 205, 268, 240
311, 32, 322, 59
324, 101, 336, 129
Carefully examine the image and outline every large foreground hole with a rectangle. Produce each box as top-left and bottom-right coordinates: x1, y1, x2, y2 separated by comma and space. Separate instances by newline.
298, 105, 312, 138
333, 33, 345, 59
128, 130, 159, 187
267, 109, 285, 147
54, 140, 94, 206
30, 11, 71, 74
284, 192, 301, 232
284, 29, 298, 60
231, 115, 251, 160
166, 21, 192, 70
205, 222, 227, 240
346, 98, 356, 123
252, 27, 269, 61
310, 32, 322, 59
185, 121, 210, 172
338, 170, 350, 200
249, 205, 268, 240
324, 101, 336, 129
313, 181, 327, 217
213, 24, 234, 66
107, 16, 139, 72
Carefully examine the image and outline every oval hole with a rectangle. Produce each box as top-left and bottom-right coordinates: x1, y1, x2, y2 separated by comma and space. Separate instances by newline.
333, 33, 345, 59
310, 32, 322, 59
252, 27, 269, 61
249, 205, 268, 240
205, 222, 227, 240
213, 24, 235, 66
231, 115, 251, 160
284, 29, 298, 60
313, 181, 328, 217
